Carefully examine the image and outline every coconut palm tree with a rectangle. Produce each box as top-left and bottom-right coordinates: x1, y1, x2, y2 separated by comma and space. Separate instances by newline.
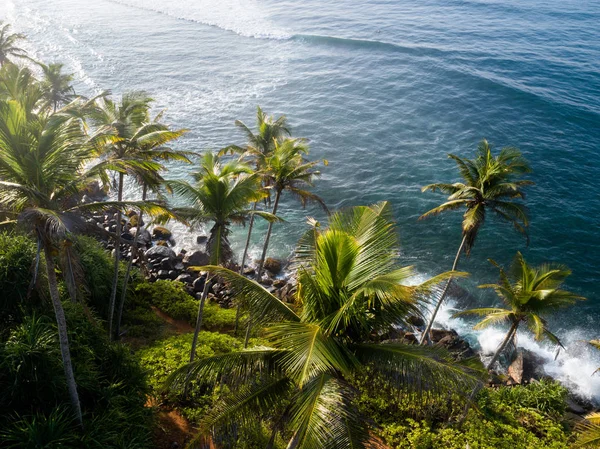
167, 202, 480, 449
0, 22, 27, 66
91, 92, 187, 339
169, 152, 277, 363
455, 252, 584, 371
419, 139, 534, 344
39, 63, 77, 112
113, 120, 190, 340
222, 106, 291, 332
0, 96, 93, 425
254, 138, 327, 282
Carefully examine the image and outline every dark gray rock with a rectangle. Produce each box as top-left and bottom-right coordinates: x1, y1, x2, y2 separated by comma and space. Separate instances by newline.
183, 250, 210, 267
160, 257, 173, 270
193, 277, 206, 293
196, 235, 208, 245
175, 274, 194, 284
145, 245, 176, 261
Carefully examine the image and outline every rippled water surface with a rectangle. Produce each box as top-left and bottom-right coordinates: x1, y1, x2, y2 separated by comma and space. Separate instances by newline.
2, 0, 599, 398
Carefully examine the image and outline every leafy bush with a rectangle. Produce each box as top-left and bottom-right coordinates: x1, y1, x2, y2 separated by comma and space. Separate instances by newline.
0, 232, 42, 333
0, 303, 153, 449
137, 331, 241, 394
134, 280, 237, 331
368, 381, 570, 449
75, 236, 140, 321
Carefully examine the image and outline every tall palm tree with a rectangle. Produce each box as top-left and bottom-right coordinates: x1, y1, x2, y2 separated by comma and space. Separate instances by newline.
91, 92, 187, 339
419, 139, 534, 344
0, 97, 92, 425
169, 152, 276, 363
39, 63, 77, 112
455, 252, 584, 371
113, 121, 190, 340
168, 203, 480, 449
0, 22, 27, 66
222, 106, 291, 332
254, 138, 327, 282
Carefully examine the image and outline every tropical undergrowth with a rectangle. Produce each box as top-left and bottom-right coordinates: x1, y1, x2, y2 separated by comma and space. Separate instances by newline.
0, 232, 153, 449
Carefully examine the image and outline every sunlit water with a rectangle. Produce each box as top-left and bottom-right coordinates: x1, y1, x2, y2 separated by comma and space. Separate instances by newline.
2, 0, 599, 400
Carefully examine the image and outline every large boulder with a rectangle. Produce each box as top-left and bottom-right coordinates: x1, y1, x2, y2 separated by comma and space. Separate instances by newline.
130, 227, 152, 245
152, 226, 172, 240
183, 250, 210, 267
263, 257, 283, 275
145, 245, 176, 261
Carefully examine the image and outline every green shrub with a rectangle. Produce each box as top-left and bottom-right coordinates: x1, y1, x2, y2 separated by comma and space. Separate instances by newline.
0, 232, 43, 333
137, 331, 241, 394
75, 236, 140, 321
370, 381, 570, 449
134, 280, 237, 331
0, 303, 153, 449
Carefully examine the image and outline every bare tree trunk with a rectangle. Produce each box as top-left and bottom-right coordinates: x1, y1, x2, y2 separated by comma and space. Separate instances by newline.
108, 172, 124, 340
420, 234, 467, 345
244, 190, 281, 348
486, 321, 519, 371
115, 184, 147, 340
255, 189, 282, 281
189, 276, 211, 364
44, 248, 83, 426
234, 201, 258, 334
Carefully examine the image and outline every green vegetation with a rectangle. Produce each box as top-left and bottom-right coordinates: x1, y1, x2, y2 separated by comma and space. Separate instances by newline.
134, 280, 237, 332
0, 21, 596, 449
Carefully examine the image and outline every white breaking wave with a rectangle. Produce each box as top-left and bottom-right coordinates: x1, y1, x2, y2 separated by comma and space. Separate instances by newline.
433, 299, 600, 403
109, 0, 291, 40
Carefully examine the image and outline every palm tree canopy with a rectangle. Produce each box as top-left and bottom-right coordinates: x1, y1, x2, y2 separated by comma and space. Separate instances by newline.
169, 152, 274, 264
0, 22, 27, 66
39, 62, 78, 110
455, 252, 585, 345
168, 203, 480, 449
420, 139, 534, 254
264, 138, 327, 210
0, 63, 46, 115
90, 91, 190, 186
223, 105, 291, 162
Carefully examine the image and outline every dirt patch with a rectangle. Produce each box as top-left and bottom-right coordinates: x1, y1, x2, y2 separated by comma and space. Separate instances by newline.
153, 407, 195, 449
151, 306, 194, 334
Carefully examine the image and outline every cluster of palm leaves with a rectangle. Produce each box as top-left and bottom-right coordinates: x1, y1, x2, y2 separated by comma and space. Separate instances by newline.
169, 203, 482, 448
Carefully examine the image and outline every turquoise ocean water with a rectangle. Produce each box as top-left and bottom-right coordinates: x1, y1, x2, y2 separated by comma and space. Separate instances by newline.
1, 0, 599, 398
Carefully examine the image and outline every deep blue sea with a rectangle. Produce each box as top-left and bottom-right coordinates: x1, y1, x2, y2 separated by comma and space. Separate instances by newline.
2, 0, 599, 399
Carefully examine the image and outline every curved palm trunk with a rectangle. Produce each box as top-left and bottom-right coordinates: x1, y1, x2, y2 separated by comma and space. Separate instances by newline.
108, 172, 124, 340
44, 248, 83, 426
486, 320, 519, 371
189, 223, 223, 364
115, 184, 147, 340
255, 189, 282, 281
420, 234, 467, 345
245, 190, 282, 348
234, 201, 258, 334
189, 277, 211, 364
459, 321, 520, 424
